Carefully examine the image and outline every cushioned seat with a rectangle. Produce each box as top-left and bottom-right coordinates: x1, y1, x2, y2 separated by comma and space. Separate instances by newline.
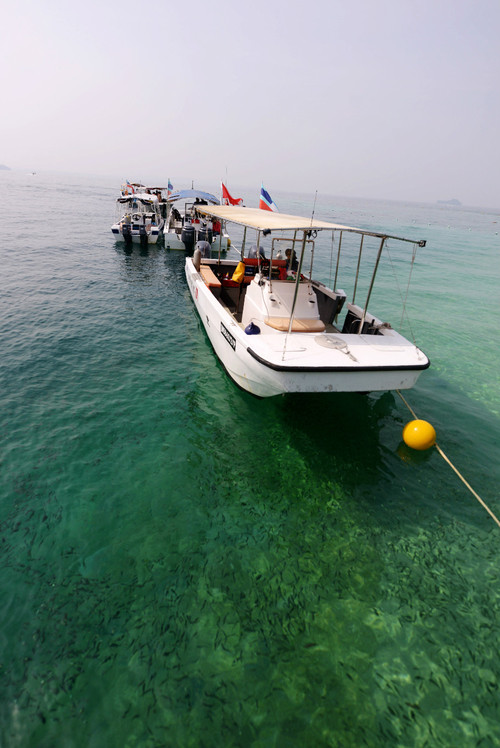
199, 265, 221, 288
222, 278, 253, 287
264, 317, 326, 332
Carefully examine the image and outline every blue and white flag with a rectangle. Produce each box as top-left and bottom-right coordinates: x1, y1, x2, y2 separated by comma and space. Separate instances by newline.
259, 184, 278, 211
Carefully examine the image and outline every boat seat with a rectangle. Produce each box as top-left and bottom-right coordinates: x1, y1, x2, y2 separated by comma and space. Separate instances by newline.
243, 258, 287, 267
222, 276, 253, 287
199, 264, 221, 288
264, 317, 326, 333
243, 257, 288, 280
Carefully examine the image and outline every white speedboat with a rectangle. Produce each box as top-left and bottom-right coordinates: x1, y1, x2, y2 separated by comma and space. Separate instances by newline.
184, 205, 430, 397
164, 189, 230, 252
111, 191, 164, 244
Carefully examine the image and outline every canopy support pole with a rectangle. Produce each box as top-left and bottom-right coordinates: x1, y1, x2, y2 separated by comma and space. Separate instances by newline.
241, 226, 247, 259
333, 231, 343, 291
352, 234, 364, 304
216, 220, 223, 265
359, 237, 386, 334
282, 230, 308, 360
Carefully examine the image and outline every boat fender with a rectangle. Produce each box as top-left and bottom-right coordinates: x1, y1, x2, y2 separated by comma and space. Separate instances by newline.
245, 322, 261, 335
193, 248, 201, 272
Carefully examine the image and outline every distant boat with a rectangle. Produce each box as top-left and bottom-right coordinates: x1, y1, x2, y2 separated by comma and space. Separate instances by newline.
111, 189, 164, 245
120, 182, 168, 213
437, 199, 461, 206
164, 189, 230, 252
185, 205, 430, 397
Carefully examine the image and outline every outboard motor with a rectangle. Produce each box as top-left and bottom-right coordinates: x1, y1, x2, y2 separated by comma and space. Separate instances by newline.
181, 224, 195, 253
247, 244, 266, 259
195, 240, 211, 258
122, 224, 133, 243
198, 227, 213, 244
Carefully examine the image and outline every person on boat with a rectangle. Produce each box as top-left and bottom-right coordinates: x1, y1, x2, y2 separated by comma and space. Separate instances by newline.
213, 218, 221, 236
285, 248, 298, 271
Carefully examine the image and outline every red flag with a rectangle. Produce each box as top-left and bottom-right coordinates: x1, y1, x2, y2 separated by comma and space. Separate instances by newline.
222, 183, 242, 206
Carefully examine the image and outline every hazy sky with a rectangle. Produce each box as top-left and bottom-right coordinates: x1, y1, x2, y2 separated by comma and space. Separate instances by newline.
2, 0, 499, 207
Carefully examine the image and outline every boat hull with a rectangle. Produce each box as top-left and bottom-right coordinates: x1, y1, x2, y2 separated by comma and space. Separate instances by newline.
185, 258, 429, 397
164, 231, 229, 251
111, 226, 161, 244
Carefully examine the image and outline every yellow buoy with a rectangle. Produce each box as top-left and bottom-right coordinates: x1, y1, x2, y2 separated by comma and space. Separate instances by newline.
402, 419, 436, 451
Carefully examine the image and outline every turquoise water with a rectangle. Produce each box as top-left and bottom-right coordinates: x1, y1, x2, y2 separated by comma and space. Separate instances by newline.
1, 171, 499, 747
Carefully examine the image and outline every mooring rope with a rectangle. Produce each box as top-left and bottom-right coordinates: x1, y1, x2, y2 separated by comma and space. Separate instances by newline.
396, 389, 500, 529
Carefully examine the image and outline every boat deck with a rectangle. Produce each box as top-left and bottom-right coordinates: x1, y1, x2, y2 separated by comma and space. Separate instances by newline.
218, 296, 340, 336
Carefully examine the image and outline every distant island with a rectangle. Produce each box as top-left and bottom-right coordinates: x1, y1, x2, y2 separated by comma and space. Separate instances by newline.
0, 164, 11, 171
437, 198, 461, 206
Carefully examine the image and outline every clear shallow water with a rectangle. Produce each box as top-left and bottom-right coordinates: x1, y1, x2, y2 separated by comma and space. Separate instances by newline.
1, 171, 500, 746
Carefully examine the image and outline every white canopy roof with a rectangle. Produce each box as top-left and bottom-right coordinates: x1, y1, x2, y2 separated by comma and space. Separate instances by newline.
117, 192, 159, 204
195, 205, 425, 245
196, 205, 349, 231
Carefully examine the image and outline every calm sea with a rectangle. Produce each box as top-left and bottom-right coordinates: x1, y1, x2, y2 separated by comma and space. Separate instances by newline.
1, 170, 499, 747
